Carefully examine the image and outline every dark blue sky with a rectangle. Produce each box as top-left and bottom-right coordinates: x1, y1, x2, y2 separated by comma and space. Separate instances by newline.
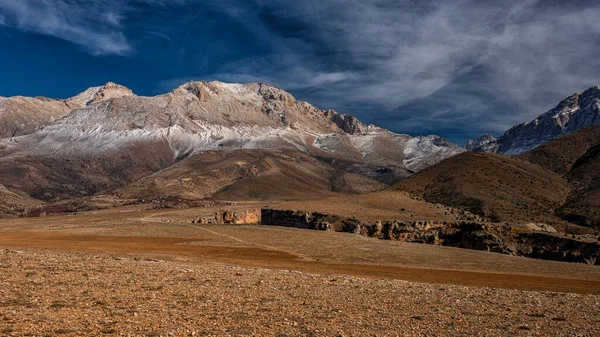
1, 0, 599, 145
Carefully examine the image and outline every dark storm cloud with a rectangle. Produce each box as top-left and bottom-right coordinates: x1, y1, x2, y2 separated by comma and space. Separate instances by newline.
1, 0, 599, 144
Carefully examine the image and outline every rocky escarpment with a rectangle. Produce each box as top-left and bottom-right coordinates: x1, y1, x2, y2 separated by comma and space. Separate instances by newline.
261, 209, 600, 265
467, 86, 600, 155
191, 209, 260, 225
356, 220, 600, 265
261, 209, 341, 230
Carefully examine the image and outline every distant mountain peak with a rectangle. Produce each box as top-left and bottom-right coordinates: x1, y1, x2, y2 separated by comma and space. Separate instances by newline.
174, 80, 214, 100
465, 133, 498, 153
67, 81, 134, 108
467, 85, 600, 155
0, 79, 466, 200
257, 82, 296, 104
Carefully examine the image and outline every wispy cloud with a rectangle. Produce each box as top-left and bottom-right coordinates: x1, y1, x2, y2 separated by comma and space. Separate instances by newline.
205, 0, 600, 143
232, 0, 523, 110
157, 68, 357, 94
3, 0, 599, 144
0, 0, 132, 55
378, 0, 600, 142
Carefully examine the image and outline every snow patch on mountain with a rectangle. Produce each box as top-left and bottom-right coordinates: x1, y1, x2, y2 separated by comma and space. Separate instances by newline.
403, 136, 465, 172
465, 134, 498, 153
553, 106, 579, 120
0, 80, 466, 181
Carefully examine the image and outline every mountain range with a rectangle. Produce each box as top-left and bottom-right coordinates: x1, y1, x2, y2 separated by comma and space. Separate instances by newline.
2, 80, 600, 230
0, 81, 463, 215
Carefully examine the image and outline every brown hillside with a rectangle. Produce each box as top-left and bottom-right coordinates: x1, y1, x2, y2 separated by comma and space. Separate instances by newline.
0, 184, 45, 218
518, 125, 600, 175
393, 152, 569, 225
115, 150, 387, 201
517, 126, 600, 227
558, 143, 600, 226
0, 140, 176, 201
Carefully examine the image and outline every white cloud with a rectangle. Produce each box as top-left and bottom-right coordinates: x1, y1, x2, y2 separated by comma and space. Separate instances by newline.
157, 68, 357, 96
0, 0, 131, 55
239, 0, 600, 139
5, 0, 597, 141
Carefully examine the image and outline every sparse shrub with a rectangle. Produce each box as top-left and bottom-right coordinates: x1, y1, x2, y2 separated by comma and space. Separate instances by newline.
584, 256, 597, 265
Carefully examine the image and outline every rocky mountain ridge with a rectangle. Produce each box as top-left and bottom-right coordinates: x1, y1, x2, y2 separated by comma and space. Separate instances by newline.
466, 86, 600, 155
0, 82, 135, 139
0, 80, 463, 206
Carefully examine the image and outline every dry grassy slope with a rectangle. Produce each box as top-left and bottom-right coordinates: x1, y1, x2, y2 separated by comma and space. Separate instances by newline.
559, 143, 600, 226
0, 140, 176, 201
393, 152, 569, 225
517, 125, 600, 175
114, 149, 387, 201
516, 125, 600, 227
0, 184, 45, 218
266, 190, 452, 222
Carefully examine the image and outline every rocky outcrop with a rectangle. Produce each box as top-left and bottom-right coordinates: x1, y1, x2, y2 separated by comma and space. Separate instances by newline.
365, 221, 600, 264
467, 86, 600, 155
260, 208, 600, 265
520, 223, 557, 233
66, 82, 134, 108
465, 134, 499, 153
192, 209, 260, 225
326, 112, 369, 135
261, 209, 340, 230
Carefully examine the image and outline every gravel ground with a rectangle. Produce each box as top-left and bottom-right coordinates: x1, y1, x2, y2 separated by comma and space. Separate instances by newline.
1, 248, 599, 336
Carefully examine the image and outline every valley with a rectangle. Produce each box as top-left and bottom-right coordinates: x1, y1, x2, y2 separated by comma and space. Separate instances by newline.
1, 80, 600, 336
3, 1, 600, 334
2, 203, 600, 335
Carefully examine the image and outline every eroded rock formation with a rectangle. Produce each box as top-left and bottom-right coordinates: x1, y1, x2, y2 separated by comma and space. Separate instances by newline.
260, 208, 600, 265
192, 209, 260, 225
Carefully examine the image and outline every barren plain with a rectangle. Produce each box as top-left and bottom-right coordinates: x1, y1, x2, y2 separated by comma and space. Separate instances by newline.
1, 203, 600, 336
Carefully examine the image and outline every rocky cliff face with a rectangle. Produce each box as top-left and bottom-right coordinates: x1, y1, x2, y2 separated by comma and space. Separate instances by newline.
0, 81, 464, 201
465, 134, 499, 153
467, 86, 600, 155
260, 208, 600, 265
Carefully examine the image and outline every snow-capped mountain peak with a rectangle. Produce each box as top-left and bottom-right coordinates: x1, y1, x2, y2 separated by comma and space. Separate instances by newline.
67, 82, 134, 108
0, 80, 464, 188
466, 85, 600, 155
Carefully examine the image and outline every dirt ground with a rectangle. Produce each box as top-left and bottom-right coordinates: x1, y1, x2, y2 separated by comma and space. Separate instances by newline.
1, 204, 600, 336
